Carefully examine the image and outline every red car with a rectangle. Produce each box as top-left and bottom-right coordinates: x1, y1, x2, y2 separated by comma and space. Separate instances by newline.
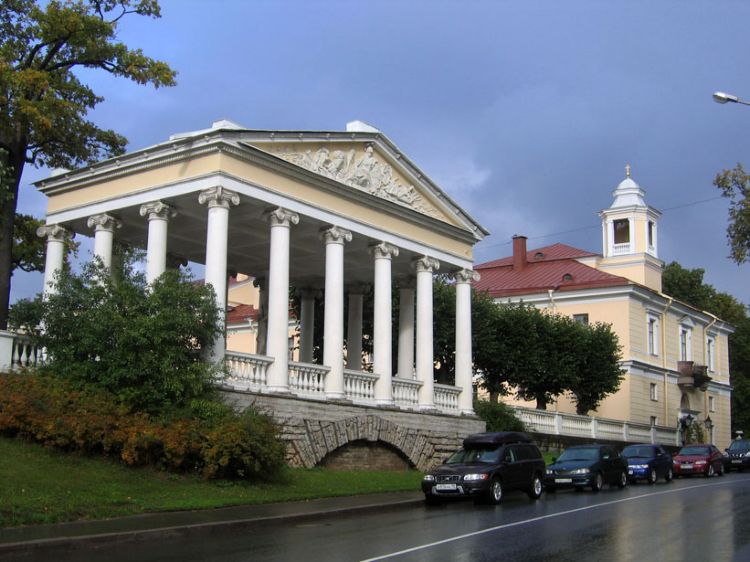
672, 444, 725, 477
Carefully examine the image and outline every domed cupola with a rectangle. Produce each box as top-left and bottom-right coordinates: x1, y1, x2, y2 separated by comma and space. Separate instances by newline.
598, 165, 663, 291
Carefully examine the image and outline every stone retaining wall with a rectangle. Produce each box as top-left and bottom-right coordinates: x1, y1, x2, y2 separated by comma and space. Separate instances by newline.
221, 388, 485, 471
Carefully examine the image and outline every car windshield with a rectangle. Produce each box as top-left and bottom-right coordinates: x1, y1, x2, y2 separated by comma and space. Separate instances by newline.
728, 441, 750, 453
622, 446, 654, 458
557, 448, 599, 462
679, 446, 710, 456
446, 446, 501, 464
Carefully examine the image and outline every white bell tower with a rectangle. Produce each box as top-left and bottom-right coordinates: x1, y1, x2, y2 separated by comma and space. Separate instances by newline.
599, 165, 664, 291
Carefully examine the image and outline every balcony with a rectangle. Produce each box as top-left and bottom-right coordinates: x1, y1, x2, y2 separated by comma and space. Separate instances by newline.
677, 361, 712, 391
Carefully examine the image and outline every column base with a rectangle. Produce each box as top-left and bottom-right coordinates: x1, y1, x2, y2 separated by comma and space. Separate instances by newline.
326, 391, 347, 400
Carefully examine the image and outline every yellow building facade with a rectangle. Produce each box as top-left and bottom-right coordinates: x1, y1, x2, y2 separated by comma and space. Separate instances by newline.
475, 168, 733, 448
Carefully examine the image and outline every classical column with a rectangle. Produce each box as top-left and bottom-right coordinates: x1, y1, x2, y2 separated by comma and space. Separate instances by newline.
265, 208, 299, 392
139, 201, 176, 284
321, 226, 352, 399
198, 186, 240, 362
36, 224, 73, 297
415, 256, 439, 410
371, 242, 399, 404
298, 288, 318, 363
253, 277, 268, 355
455, 269, 480, 415
397, 278, 416, 379
346, 284, 368, 371
87, 213, 121, 269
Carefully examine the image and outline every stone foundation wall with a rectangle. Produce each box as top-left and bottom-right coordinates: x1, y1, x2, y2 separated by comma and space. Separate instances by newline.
320, 441, 411, 471
221, 389, 485, 471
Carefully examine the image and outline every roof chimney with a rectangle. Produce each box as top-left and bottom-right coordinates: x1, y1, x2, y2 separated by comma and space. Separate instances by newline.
513, 235, 528, 270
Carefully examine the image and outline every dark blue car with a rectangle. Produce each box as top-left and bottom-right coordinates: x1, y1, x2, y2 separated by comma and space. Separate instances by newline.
621, 443, 673, 484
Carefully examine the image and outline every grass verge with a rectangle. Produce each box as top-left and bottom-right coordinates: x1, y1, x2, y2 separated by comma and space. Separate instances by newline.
0, 437, 422, 527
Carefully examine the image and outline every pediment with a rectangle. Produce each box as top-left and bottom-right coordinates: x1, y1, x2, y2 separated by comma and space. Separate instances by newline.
250, 140, 456, 225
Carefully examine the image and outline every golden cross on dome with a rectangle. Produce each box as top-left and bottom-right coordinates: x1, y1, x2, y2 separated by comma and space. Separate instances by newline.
625, 163, 631, 178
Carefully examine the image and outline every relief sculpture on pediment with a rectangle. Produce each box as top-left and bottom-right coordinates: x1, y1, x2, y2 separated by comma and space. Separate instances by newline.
272, 144, 439, 218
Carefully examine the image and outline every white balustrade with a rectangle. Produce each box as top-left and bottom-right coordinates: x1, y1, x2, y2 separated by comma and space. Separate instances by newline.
224, 352, 273, 390
393, 377, 422, 408
434, 384, 461, 413
12, 334, 43, 369
509, 405, 679, 445
612, 243, 631, 256
344, 369, 378, 402
289, 361, 329, 397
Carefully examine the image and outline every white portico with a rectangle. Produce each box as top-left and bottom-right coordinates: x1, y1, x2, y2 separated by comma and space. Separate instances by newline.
34, 119, 488, 417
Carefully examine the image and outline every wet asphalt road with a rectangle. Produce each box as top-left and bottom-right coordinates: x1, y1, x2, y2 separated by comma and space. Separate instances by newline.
19, 473, 750, 562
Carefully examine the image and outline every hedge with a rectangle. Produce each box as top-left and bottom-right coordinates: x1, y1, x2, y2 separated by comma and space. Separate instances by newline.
0, 373, 286, 480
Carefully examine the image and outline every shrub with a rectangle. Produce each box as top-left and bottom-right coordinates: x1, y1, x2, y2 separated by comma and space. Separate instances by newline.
0, 374, 285, 480
9, 261, 222, 413
473, 399, 526, 432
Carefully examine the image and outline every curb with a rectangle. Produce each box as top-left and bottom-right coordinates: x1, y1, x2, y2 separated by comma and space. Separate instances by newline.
0, 495, 424, 557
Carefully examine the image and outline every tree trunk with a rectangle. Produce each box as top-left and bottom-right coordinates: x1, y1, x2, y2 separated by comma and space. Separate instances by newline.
0, 144, 26, 330
489, 390, 499, 404
535, 393, 547, 410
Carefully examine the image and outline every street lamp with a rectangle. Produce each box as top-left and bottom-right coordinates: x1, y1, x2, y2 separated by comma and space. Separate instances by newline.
713, 91, 750, 106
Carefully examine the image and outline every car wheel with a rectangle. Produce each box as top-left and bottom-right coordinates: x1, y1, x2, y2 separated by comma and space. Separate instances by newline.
527, 474, 543, 500
488, 478, 503, 505
648, 468, 657, 485
665, 468, 673, 482
591, 471, 604, 492
706, 464, 715, 478
617, 470, 628, 489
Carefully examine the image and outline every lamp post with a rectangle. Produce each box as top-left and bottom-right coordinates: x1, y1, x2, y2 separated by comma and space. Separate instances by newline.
713, 91, 750, 106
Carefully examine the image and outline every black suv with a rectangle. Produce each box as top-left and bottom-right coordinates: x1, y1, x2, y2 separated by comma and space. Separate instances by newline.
724, 439, 750, 472
421, 432, 546, 505
544, 444, 628, 492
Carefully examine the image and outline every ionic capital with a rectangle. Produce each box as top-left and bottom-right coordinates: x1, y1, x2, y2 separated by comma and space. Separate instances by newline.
370, 241, 399, 260
198, 186, 240, 209
86, 213, 121, 233
347, 283, 370, 295
140, 201, 177, 221
297, 287, 322, 300
36, 224, 74, 242
397, 277, 416, 290
414, 255, 440, 274
454, 268, 480, 284
320, 225, 352, 245
265, 207, 300, 228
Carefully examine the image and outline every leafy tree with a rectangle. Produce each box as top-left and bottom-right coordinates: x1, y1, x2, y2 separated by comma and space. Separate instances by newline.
570, 322, 624, 415
473, 399, 525, 432
0, 0, 177, 329
714, 164, 750, 264
10, 259, 221, 413
663, 260, 750, 436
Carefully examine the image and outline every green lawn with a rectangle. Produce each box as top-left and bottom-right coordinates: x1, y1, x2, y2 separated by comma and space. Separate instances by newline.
0, 437, 423, 527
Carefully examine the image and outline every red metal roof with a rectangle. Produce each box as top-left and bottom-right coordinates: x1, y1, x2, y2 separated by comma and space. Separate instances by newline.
474, 243, 629, 297
226, 304, 259, 324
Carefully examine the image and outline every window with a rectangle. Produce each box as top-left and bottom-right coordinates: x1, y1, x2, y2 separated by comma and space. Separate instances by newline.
573, 314, 589, 325
647, 221, 656, 251
647, 315, 659, 355
709, 396, 715, 413
679, 326, 692, 361
650, 383, 658, 401
706, 336, 716, 372
614, 219, 630, 244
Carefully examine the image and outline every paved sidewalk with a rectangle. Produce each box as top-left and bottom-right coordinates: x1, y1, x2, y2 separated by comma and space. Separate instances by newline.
0, 491, 423, 555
